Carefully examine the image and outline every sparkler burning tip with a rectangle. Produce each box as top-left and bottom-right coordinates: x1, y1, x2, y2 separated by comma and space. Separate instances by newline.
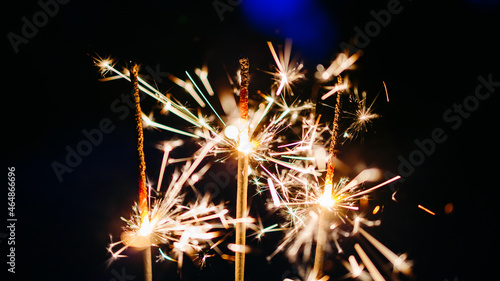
235, 57, 250, 281
318, 181, 336, 208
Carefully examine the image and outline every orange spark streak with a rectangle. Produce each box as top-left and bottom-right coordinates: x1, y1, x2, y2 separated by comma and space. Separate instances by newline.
418, 204, 435, 216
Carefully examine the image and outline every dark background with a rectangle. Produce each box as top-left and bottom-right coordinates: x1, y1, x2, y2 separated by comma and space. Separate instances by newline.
3, 0, 499, 280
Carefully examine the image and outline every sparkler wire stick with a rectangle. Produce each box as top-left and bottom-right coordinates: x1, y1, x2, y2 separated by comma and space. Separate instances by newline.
235, 57, 250, 281
313, 76, 343, 279
130, 64, 149, 223
130, 64, 152, 281
325, 76, 343, 183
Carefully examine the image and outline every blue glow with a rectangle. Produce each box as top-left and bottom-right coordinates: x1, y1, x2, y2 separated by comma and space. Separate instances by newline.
461, 0, 499, 12
242, 0, 307, 22
241, 0, 337, 60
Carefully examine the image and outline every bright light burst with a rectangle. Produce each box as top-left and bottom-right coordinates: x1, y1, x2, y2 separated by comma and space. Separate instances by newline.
264, 150, 410, 279
107, 153, 253, 269
343, 89, 380, 141
266, 40, 306, 96
97, 40, 411, 280
93, 42, 316, 176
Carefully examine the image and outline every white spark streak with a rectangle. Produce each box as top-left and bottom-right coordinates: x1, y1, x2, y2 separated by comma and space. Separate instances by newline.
354, 243, 385, 281
321, 82, 349, 100
358, 227, 412, 276
267, 177, 281, 207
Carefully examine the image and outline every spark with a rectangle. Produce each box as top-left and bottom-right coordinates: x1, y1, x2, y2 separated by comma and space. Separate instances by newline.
249, 218, 284, 241
382, 81, 389, 102
227, 243, 251, 253
156, 143, 173, 192
358, 227, 412, 275
185, 71, 226, 126
108, 140, 245, 271
264, 156, 317, 175
94, 51, 313, 179
343, 90, 380, 140
169, 74, 206, 107
267, 40, 305, 96
321, 80, 349, 100
320, 51, 361, 81
142, 114, 201, 139
280, 155, 316, 161
159, 248, 177, 262
98, 39, 410, 280
250, 95, 275, 132
343, 176, 401, 200
195, 67, 215, 96
95, 58, 214, 133
267, 177, 281, 207
110, 190, 240, 270
175, 142, 216, 190
267, 163, 405, 278
354, 243, 385, 281
274, 107, 291, 124
348, 255, 364, 278
418, 204, 436, 216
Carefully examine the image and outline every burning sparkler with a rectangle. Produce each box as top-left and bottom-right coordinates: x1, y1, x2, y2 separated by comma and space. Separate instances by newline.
103, 62, 252, 279
94, 54, 309, 165
107, 142, 252, 271
97, 40, 411, 281
96, 48, 313, 280
129, 63, 152, 281
313, 73, 344, 279
235, 57, 250, 281
258, 52, 411, 280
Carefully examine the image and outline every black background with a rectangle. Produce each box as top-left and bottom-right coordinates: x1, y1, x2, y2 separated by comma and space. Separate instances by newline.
3, 0, 500, 280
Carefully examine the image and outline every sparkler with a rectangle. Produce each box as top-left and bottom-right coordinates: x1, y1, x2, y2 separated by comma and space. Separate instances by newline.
235, 57, 250, 281
103, 62, 252, 279
129, 63, 152, 281
266, 161, 407, 280
107, 142, 249, 271
97, 39, 411, 281
258, 52, 412, 280
313, 74, 343, 279
97, 49, 314, 280
93, 48, 311, 169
